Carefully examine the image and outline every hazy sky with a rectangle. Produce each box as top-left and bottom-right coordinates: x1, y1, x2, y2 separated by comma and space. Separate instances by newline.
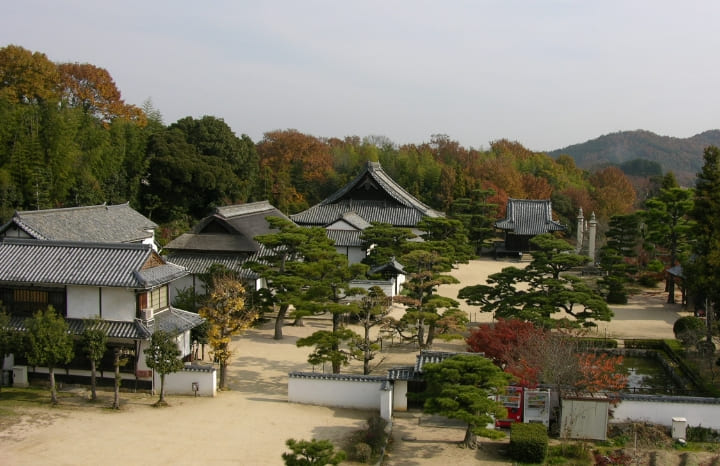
3, 1, 719, 151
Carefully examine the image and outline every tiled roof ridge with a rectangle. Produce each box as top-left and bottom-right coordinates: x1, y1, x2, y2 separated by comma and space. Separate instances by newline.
215, 200, 277, 218
14, 202, 113, 216
0, 237, 152, 251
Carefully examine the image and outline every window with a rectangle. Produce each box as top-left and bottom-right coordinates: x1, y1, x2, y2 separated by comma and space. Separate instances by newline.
0, 286, 66, 317
139, 285, 169, 312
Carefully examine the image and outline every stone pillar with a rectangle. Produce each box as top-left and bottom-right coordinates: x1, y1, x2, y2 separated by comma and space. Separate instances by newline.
576, 208, 584, 253
588, 212, 597, 262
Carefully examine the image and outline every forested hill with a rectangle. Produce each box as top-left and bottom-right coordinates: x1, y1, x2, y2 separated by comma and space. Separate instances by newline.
547, 130, 720, 186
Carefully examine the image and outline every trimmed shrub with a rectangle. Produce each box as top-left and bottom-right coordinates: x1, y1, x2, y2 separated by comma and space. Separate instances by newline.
508, 422, 548, 463
352, 442, 372, 463
673, 316, 706, 348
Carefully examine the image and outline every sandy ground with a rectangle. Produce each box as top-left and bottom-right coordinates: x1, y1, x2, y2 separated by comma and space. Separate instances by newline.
0, 259, 687, 466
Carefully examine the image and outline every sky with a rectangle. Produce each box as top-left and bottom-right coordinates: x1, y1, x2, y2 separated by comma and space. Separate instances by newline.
3, 1, 720, 152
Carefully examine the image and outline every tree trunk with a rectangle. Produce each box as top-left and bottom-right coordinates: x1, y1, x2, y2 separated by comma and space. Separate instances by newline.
90, 359, 97, 401
49, 366, 57, 404
274, 304, 289, 340
363, 323, 371, 375
417, 319, 426, 348
159, 374, 165, 404
462, 424, 477, 449
112, 350, 120, 409
426, 322, 437, 348
667, 277, 676, 304
219, 362, 227, 390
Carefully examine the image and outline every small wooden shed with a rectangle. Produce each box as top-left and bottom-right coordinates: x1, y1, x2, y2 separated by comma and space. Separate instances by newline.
559, 392, 609, 441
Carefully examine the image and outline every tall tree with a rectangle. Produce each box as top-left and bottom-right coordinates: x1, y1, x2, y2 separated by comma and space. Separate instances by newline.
24, 306, 74, 404
0, 45, 60, 104
291, 224, 367, 373
598, 214, 642, 304
57, 62, 145, 125
642, 184, 694, 303
144, 330, 184, 405
81, 317, 108, 401
449, 187, 499, 254
390, 249, 465, 348
249, 217, 321, 340
421, 354, 511, 448
686, 146, 720, 340
354, 286, 392, 375
199, 274, 258, 389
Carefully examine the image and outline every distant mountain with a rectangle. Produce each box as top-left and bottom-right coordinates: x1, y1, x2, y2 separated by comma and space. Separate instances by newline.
547, 129, 720, 186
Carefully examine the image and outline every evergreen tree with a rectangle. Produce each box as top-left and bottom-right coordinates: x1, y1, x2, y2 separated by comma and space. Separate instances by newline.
459, 234, 610, 328
421, 354, 511, 448
81, 317, 107, 401
144, 330, 184, 405
642, 182, 694, 303
685, 146, 720, 338
24, 306, 74, 404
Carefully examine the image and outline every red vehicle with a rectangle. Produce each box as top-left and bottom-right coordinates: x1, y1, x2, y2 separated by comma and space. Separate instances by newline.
495, 385, 523, 428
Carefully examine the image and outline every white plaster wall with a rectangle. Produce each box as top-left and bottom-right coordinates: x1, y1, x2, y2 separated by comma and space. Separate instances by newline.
613, 399, 720, 430
67, 286, 135, 320
153, 366, 216, 397
288, 377, 383, 410
66, 286, 99, 318
101, 287, 135, 320
169, 275, 198, 305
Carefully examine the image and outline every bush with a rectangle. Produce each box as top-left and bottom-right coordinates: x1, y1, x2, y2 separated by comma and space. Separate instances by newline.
576, 337, 618, 349
364, 415, 389, 454
687, 425, 720, 443
352, 442, 372, 463
508, 422, 548, 463
673, 316, 706, 347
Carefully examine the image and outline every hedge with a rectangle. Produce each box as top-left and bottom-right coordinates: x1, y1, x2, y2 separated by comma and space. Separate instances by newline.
508, 422, 548, 463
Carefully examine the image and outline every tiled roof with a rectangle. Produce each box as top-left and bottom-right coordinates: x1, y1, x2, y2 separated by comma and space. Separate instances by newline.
337, 211, 372, 230
495, 199, 566, 235
7, 307, 204, 340
150, 307, 205, 334
288, 371, 388, 383
163, 244, 271, 279
0, 238, 186, 289
291, 162, 443, 228
326, 229, 363, 247
291, 201, 429, 227
164, 200, 288, 259
386, 350, 486, 381
0, 203, 157, 243
9, 315, 152, 340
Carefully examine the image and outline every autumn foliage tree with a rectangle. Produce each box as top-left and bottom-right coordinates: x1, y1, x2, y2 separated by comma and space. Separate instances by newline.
199, 274, 258, 389
466, 319, 627, 395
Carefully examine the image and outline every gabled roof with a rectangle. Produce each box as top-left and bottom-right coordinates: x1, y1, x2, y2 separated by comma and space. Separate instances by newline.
369, 257, 405, 275
495, 199, 566, 235
291, 162, 443, 228
0, 238, 186, 289
0, 203, 157, 243
164, 201, 289, 254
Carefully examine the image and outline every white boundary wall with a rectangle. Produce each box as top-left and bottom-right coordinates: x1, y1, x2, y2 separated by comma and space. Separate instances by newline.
613, 395, 720, 430
154, 365, 217, 397
288, 372, 389, 417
